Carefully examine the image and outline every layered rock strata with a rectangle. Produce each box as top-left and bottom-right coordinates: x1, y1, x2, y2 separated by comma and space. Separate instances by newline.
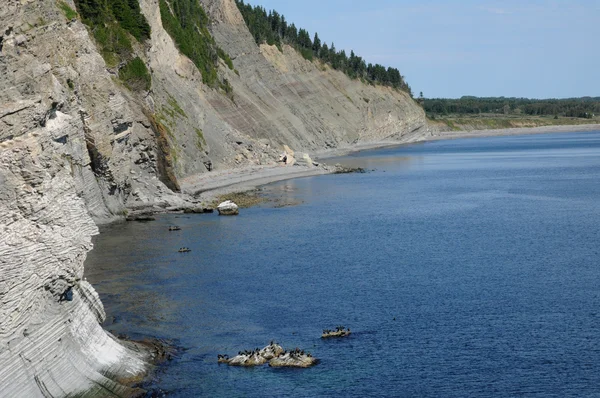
0, 136, 157, 397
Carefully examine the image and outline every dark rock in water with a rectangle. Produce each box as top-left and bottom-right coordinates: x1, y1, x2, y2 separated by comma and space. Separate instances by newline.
203, 208, 214, 213
333, 164, 366, 174
168, 226, 181, 231
321, 326, 351, 338
183, 207, 204, 214
126, 214, 156, 221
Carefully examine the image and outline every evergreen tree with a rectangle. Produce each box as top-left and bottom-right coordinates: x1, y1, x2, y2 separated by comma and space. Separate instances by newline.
319, 42, 329, 62
312, 32, 321, 55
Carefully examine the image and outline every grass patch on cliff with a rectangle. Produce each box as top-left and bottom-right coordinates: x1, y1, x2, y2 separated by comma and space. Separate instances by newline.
195, 127, 206, 150
144, 110, 181, 192
119, 57, 151, 91
159, 0, 234, 90
57, 1, 77, 20
157, 94, 187, 128
167, 94, 187, 118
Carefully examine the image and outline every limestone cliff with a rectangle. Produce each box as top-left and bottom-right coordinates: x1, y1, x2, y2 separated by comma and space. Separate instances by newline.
136, 0, 429, 183
0, 0, 427, 396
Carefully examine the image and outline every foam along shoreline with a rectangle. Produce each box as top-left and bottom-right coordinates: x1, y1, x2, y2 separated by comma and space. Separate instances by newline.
178, 123, 600, 205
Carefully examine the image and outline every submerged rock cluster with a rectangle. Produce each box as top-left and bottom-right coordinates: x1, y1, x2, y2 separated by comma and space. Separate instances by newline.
219, 342, 317, 368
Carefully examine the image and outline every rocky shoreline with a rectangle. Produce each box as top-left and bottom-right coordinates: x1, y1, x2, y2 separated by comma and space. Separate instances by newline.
127, 122, 600, 219
116, 122, 600, 223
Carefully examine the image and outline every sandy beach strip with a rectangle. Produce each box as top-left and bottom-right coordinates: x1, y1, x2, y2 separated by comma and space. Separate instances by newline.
179, 163, 329, 203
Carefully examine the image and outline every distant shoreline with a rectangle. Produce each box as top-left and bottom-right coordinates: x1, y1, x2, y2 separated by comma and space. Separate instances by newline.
425, 123, 600, 142
183, 123, 600, 205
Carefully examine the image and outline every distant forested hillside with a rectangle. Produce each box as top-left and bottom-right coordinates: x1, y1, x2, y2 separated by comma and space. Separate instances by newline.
424, 96, 600, 118
235, 0, 412, 96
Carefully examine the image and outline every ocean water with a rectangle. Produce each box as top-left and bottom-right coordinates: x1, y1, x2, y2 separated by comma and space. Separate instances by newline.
85, 131, 600, 397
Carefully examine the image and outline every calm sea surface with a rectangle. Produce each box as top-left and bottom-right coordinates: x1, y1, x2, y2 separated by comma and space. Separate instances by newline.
85, 131, 600, 397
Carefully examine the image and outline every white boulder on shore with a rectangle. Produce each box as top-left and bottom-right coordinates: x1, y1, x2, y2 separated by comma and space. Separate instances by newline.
217, 200, 239, 215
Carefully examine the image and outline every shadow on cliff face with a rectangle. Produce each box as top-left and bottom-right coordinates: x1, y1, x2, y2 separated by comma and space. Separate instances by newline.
144, 108, 181, 193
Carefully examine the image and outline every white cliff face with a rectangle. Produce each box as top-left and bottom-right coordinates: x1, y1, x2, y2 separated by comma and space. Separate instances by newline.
0, 1, 168, 396
0, 136, 153, 397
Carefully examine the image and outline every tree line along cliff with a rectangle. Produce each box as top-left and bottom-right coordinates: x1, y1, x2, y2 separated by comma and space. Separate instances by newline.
235, 0, 413, 95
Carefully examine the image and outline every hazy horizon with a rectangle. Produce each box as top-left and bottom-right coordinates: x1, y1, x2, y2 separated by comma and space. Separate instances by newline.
244, 0, 599, 99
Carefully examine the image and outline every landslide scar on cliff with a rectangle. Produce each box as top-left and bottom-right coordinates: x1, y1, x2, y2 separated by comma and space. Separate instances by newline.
143, 108, 180, 192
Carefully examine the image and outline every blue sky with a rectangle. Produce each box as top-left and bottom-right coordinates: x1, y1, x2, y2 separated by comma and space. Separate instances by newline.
244, 0, 600, 99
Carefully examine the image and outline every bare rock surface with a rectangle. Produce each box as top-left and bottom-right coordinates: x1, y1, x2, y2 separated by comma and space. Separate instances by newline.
0, 136, 155, 397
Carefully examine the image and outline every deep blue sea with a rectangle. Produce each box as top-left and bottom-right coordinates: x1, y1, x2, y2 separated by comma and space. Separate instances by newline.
85, 131, 600, 397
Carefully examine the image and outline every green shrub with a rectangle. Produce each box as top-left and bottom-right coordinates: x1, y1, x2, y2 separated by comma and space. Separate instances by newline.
73, 0, 150, 70
74, 0, 150, 41
94, 23, 133, 66
119, 57, 151, 91
299, 47, 313, 61
217, 47, 234, 70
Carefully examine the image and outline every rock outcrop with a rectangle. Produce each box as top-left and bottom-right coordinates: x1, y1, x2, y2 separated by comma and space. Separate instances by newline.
218, 342, 316, 368
0, 135, 157, 397
1, 0, 427, 395
322, 326, 352, 338
268, 350, 318, 368
217, 199, 239, 215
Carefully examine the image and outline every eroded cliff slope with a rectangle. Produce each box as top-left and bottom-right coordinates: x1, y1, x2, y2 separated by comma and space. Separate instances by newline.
0, 0, 426, 395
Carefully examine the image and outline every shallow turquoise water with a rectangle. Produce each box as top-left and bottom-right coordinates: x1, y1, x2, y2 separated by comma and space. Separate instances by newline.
85, 131, 600, 397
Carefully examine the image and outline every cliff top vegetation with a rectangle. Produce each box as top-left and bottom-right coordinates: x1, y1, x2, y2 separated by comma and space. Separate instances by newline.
235, 0, 412, 96
159, 0, 234, 90
73, 0, 152, 90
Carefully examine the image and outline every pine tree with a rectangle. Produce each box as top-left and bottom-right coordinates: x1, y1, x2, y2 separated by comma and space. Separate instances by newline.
312, 32, 321, 55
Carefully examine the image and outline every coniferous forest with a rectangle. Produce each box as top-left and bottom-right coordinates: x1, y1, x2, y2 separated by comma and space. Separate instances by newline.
235, 0, 413, 96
